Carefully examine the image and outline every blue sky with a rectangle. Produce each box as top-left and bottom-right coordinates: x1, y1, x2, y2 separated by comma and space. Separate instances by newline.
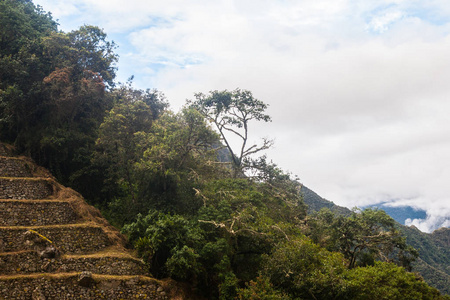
36, 0, 450, 232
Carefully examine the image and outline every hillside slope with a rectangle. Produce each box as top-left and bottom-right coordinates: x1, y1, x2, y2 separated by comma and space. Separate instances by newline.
300, 185, 351, 216
401, 226, 450, 294
300, 185, 450, 295
0, 144, 169, 299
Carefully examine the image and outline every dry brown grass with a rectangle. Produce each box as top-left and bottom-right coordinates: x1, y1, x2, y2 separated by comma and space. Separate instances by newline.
63, 249, 140, 261
0, 222, 97, 230
0, 176, 52, 181
0, 250, 34, 257
0, 199, 69, 203
0, 272, 79, 280
0, 273, 160, 281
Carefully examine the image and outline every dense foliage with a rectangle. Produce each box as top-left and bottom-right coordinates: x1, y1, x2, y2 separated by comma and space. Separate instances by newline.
401, 226, 450, 294
303, 187, 450, 296
0, 0, 117, 188
1, 1, 449, 299
306, 207, 419, 270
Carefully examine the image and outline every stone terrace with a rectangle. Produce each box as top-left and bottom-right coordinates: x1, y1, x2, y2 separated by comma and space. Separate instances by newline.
0, 145, 169, 299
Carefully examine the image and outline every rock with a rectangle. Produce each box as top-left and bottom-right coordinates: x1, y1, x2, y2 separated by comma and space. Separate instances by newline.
24, 230, 51, 249
41, 261, 51, 271
98, 280, 121, 290
39, 245, 60, 259
78, 271, 95, 288
125, 276, 139, 286
32, 287, 46, 300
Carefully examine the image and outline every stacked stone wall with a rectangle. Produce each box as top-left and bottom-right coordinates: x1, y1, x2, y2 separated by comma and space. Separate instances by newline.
0, 144, 13, 157
59, 256, 148, 276
0, 251, 147, 276
0, 226, 111, 254
0, 200, 80, 226
0, 157, 33, 177
0, 178, 53, 199
0, 144, 170, 299
0, 275, 168, 299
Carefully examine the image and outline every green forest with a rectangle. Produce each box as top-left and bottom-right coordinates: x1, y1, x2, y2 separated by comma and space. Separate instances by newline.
1, 1, 449, 299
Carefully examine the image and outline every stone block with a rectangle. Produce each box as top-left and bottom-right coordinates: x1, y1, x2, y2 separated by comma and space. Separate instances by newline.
0, 251, 148, 276
0, 274, 168, 299
0, 178, 53, 199
0, 200, 80, 226
0, 225, 112, 254
0, 157, 33, 177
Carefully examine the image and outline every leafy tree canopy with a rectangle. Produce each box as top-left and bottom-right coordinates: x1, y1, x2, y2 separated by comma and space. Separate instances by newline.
1, 3, 448, 299
307, 207, 419, 269
0, 1, 118, 187
191, 88, 273, 177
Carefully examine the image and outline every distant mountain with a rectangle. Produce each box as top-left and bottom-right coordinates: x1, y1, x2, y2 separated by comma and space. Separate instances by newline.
365, 202, 427, 225
300, 185, 351, 216
401, 226, 450, 294
300, 185, 450, 295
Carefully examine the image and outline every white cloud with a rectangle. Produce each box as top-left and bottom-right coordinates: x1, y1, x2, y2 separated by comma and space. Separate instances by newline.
406, 214, 450, 233
367, 10, 405, 33
35, 0, 450, 232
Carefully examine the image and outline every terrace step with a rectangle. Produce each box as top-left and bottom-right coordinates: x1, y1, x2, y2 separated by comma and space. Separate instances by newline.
0, 251, 148, 276
0, 273, 168, 299
0, 157, 34, 177
0, 144, 15, 157
0, 199, 80, 226
0, 178, 54, 200
0, 223, 112, 254
0, 142, 172, 299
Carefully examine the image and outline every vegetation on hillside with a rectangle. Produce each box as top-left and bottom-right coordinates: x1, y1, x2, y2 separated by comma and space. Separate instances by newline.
303, 187, 450, 295
401, 226, 450, 294
1, 1, 449, 299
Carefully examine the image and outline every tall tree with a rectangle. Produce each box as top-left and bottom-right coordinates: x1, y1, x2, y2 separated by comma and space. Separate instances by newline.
0, 2, 118, 184
0, 0, 57, 56
34, 26, 117, 182
95, 93, 153, 204
191, 88, 272, 177
0, 0, 58, 140
90, 83, 167, 205
134, 107, 221, 214
308, 208, 418, 269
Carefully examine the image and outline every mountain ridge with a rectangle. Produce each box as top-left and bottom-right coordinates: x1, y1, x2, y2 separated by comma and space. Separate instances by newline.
300, 184, 450, 295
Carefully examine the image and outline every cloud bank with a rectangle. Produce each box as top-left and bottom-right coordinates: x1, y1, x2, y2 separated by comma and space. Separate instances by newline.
37, 0, 450, 232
